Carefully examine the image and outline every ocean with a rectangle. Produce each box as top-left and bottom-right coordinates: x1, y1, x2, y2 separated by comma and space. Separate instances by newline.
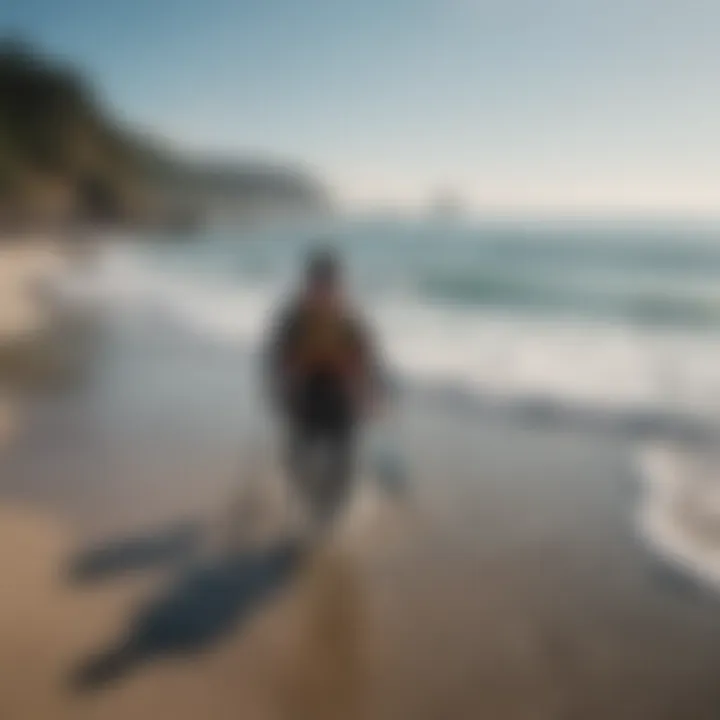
72, 217, 720, 435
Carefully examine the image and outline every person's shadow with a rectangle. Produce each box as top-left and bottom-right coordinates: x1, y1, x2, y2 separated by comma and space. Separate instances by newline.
70, 537, 303, 690
69, 522, 203, 582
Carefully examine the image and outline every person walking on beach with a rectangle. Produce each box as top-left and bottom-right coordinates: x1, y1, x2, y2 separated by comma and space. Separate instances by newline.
265, 248, 384, 524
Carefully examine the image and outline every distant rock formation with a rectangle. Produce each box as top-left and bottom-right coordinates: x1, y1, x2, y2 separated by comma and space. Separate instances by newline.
0, 39, 331, 232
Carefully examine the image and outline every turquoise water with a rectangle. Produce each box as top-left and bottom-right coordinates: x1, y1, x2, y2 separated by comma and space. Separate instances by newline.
140, 219, 720, 330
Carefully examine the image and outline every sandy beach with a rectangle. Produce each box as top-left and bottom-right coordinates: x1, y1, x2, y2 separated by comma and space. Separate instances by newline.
4, 4, 720, 716
2, 284, 720, 720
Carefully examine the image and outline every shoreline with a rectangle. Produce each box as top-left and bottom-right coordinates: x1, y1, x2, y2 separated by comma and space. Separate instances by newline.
3, 268, 720, 717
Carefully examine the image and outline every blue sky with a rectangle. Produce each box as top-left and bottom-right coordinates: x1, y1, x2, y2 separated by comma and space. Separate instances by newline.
3, 0, 719, 214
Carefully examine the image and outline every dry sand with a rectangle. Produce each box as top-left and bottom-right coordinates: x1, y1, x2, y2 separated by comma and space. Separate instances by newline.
0, 485, 407, 720
0, 504, 143, 720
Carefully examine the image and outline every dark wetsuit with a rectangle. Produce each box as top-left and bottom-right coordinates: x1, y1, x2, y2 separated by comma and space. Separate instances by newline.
266, 300, 376, 519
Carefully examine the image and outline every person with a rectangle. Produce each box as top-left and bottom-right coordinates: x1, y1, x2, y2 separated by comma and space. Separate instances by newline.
264, 248, 383, 524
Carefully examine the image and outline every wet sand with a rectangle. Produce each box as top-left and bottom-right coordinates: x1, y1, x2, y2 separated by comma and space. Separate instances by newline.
2, 312, 720, 719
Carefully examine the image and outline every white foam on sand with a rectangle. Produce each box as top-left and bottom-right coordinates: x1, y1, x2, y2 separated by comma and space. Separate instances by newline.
638, 445, 720, 589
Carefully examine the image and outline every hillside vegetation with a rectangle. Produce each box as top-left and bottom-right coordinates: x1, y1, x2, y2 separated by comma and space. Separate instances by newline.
0, 40, 329, 229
